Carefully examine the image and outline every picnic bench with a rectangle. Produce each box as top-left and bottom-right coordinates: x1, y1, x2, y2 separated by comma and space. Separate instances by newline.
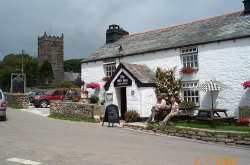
159, 108, 194, 121
195, 109, 234, 125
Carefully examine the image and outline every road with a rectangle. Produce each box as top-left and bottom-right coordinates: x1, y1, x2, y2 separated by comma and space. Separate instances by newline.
0, 109, 249, 165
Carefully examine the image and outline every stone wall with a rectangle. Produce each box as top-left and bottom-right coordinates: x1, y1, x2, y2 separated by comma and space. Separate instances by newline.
124, 123, 250, 146
5, 93, 29, 109
50, 101, 105, 118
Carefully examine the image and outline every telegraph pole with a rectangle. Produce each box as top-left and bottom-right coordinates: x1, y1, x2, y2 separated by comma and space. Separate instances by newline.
22, 50, 24, 74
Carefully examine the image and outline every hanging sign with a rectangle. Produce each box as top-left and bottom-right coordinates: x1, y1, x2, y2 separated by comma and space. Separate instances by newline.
102, 104, 120, 127
114, 71, 132, 87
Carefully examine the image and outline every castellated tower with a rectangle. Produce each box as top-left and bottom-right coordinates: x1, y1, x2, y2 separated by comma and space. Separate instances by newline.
38, 32, 64, 84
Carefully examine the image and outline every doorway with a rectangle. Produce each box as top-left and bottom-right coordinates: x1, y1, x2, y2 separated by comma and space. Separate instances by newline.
120, 87, 127, 119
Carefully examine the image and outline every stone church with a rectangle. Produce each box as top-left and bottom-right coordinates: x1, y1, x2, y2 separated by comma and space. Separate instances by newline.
38, 32, 64, 84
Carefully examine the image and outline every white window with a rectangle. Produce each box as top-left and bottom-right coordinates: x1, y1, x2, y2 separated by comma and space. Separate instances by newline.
103, 59, 116, 77
180, 47, 198, 68
181, 81, 199, 105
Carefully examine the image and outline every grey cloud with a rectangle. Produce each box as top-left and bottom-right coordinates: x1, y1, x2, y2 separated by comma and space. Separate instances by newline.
0, 0, 242, 60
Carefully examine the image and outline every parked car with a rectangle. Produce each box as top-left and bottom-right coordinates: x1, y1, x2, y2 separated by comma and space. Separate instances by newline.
0, 89, 7, 121
28, 90, 45, 103
31, 88, 68, 108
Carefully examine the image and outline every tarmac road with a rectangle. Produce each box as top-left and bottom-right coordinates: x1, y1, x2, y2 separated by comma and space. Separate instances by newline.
0, 108, 249, 165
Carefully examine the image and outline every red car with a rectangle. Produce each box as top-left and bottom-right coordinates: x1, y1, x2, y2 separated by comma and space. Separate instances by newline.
31, 88, 68, 108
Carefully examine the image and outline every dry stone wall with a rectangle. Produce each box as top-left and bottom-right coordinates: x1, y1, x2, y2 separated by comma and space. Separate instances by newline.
5, 93, 29, 108
50, 101, 105, 118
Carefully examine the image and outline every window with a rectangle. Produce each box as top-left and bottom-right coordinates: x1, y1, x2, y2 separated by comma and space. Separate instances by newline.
103, 59, 116, 77
180, 47, 198, 68
181, 81, 199, 105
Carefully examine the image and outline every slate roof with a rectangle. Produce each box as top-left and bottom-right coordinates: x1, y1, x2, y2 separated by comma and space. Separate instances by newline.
83, 11, 250, 63
64, 72, 80, 81
104, 62, 156, 90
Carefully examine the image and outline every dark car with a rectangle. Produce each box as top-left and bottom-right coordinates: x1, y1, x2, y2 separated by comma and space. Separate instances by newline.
31, 88, 68, 108
28, 90, 45, 103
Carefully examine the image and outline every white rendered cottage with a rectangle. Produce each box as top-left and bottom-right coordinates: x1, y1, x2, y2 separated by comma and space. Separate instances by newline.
81, 1, 250, 118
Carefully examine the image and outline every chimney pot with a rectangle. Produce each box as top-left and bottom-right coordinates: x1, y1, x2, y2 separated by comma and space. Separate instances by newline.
106, 24, 129, 44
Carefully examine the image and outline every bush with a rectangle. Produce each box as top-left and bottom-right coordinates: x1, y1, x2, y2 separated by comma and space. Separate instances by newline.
235, 118, 249, 126
179, 101, 195, 109
90, 95, 99, 104
124, 110, 140, 123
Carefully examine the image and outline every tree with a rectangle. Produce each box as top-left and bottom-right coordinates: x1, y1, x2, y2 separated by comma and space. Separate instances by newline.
155, 67, 181, 103
38, 60, 54, 86
0, 53, 38, 91
64, 59, 82, 72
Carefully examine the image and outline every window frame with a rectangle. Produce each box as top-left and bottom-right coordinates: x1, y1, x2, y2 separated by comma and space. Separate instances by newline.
181, 81, 200, 106
103, 59, 116, 77
180, 47, 199, 69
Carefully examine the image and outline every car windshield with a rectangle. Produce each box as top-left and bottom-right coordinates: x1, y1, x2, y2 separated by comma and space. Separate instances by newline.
44, 90, 53, 95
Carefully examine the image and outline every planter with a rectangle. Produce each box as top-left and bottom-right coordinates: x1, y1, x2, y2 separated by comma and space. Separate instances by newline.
81, 93, 88, 99
181, 67, 197, 74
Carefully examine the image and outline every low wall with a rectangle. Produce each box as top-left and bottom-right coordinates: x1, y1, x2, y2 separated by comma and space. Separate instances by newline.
50, 101, 105, 118
4, 93, 29, 109
124, 124, 250, 146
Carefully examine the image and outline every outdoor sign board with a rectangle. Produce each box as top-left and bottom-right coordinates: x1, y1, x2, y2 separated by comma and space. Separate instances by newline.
114, 71, 132, 87
102, 104, 120, 127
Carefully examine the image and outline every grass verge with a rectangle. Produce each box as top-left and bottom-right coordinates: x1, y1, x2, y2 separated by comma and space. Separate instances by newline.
7, 103, 23, 109
148, 119, 250, 133
48, 114, 94, 122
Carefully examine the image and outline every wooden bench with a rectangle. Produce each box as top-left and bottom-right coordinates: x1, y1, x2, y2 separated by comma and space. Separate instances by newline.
195, 109, 234, 125
160, 108, 195, 121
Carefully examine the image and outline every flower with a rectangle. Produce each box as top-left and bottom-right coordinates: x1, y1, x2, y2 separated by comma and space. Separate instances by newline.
235, 118, 249, 126
241, 80, 250, 89
181, 66, 196, 74
74, 79, 85, 87
86, 82, 100, 89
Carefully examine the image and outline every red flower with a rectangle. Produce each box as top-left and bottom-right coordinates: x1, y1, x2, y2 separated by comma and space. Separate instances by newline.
86, 82, 100, 89
235, 118, 249, 126
242, 80, 250, 89
181, 67, 196, 74
81, 90, 88, 94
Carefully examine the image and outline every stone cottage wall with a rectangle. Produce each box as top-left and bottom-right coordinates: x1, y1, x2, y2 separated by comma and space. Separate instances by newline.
4, 93, 29, 108
50, 101, 105, 118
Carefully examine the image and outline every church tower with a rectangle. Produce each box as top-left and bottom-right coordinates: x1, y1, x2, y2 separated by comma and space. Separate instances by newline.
38, 32, 64, 84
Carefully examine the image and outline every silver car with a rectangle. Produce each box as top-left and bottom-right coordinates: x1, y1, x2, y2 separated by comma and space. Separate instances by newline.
0, 89, 7, 121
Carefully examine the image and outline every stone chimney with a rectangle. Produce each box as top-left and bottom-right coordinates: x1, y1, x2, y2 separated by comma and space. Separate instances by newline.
106, 24, 129, 44
243, 0, 250, 14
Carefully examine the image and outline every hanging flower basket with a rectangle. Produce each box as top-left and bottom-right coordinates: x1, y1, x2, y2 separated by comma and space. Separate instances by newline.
86, 82, 100, 89
242, 80, 250, 89
102, 76, 111, 82
181, 67, 197, 74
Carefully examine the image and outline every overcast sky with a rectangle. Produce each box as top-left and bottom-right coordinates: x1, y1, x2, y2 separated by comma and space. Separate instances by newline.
0, 0, 243, 60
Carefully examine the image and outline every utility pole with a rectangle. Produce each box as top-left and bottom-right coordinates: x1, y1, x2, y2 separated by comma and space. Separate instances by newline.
22, 50, 24, 74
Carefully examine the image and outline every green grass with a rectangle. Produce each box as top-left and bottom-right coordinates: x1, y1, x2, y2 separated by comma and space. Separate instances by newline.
48, 114, 94, 122
7, 103, 23, 109
148, 119, 250, 133
174, 120, 250, 132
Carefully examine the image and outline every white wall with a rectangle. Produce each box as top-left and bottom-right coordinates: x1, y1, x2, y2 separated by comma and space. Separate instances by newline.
81, 38, 250, 117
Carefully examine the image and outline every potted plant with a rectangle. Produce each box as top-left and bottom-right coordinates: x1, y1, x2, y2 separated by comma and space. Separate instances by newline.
241, 80, 250, 89
181, 66, 197, 74
179, 100, 196, 110
124, 110, 140, 123
90, 95, 99, 104
81, 90, 88, 98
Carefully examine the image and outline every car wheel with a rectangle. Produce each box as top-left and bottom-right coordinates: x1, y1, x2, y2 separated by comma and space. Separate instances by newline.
39, 100, 48, 108
1, 115, 6, 121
